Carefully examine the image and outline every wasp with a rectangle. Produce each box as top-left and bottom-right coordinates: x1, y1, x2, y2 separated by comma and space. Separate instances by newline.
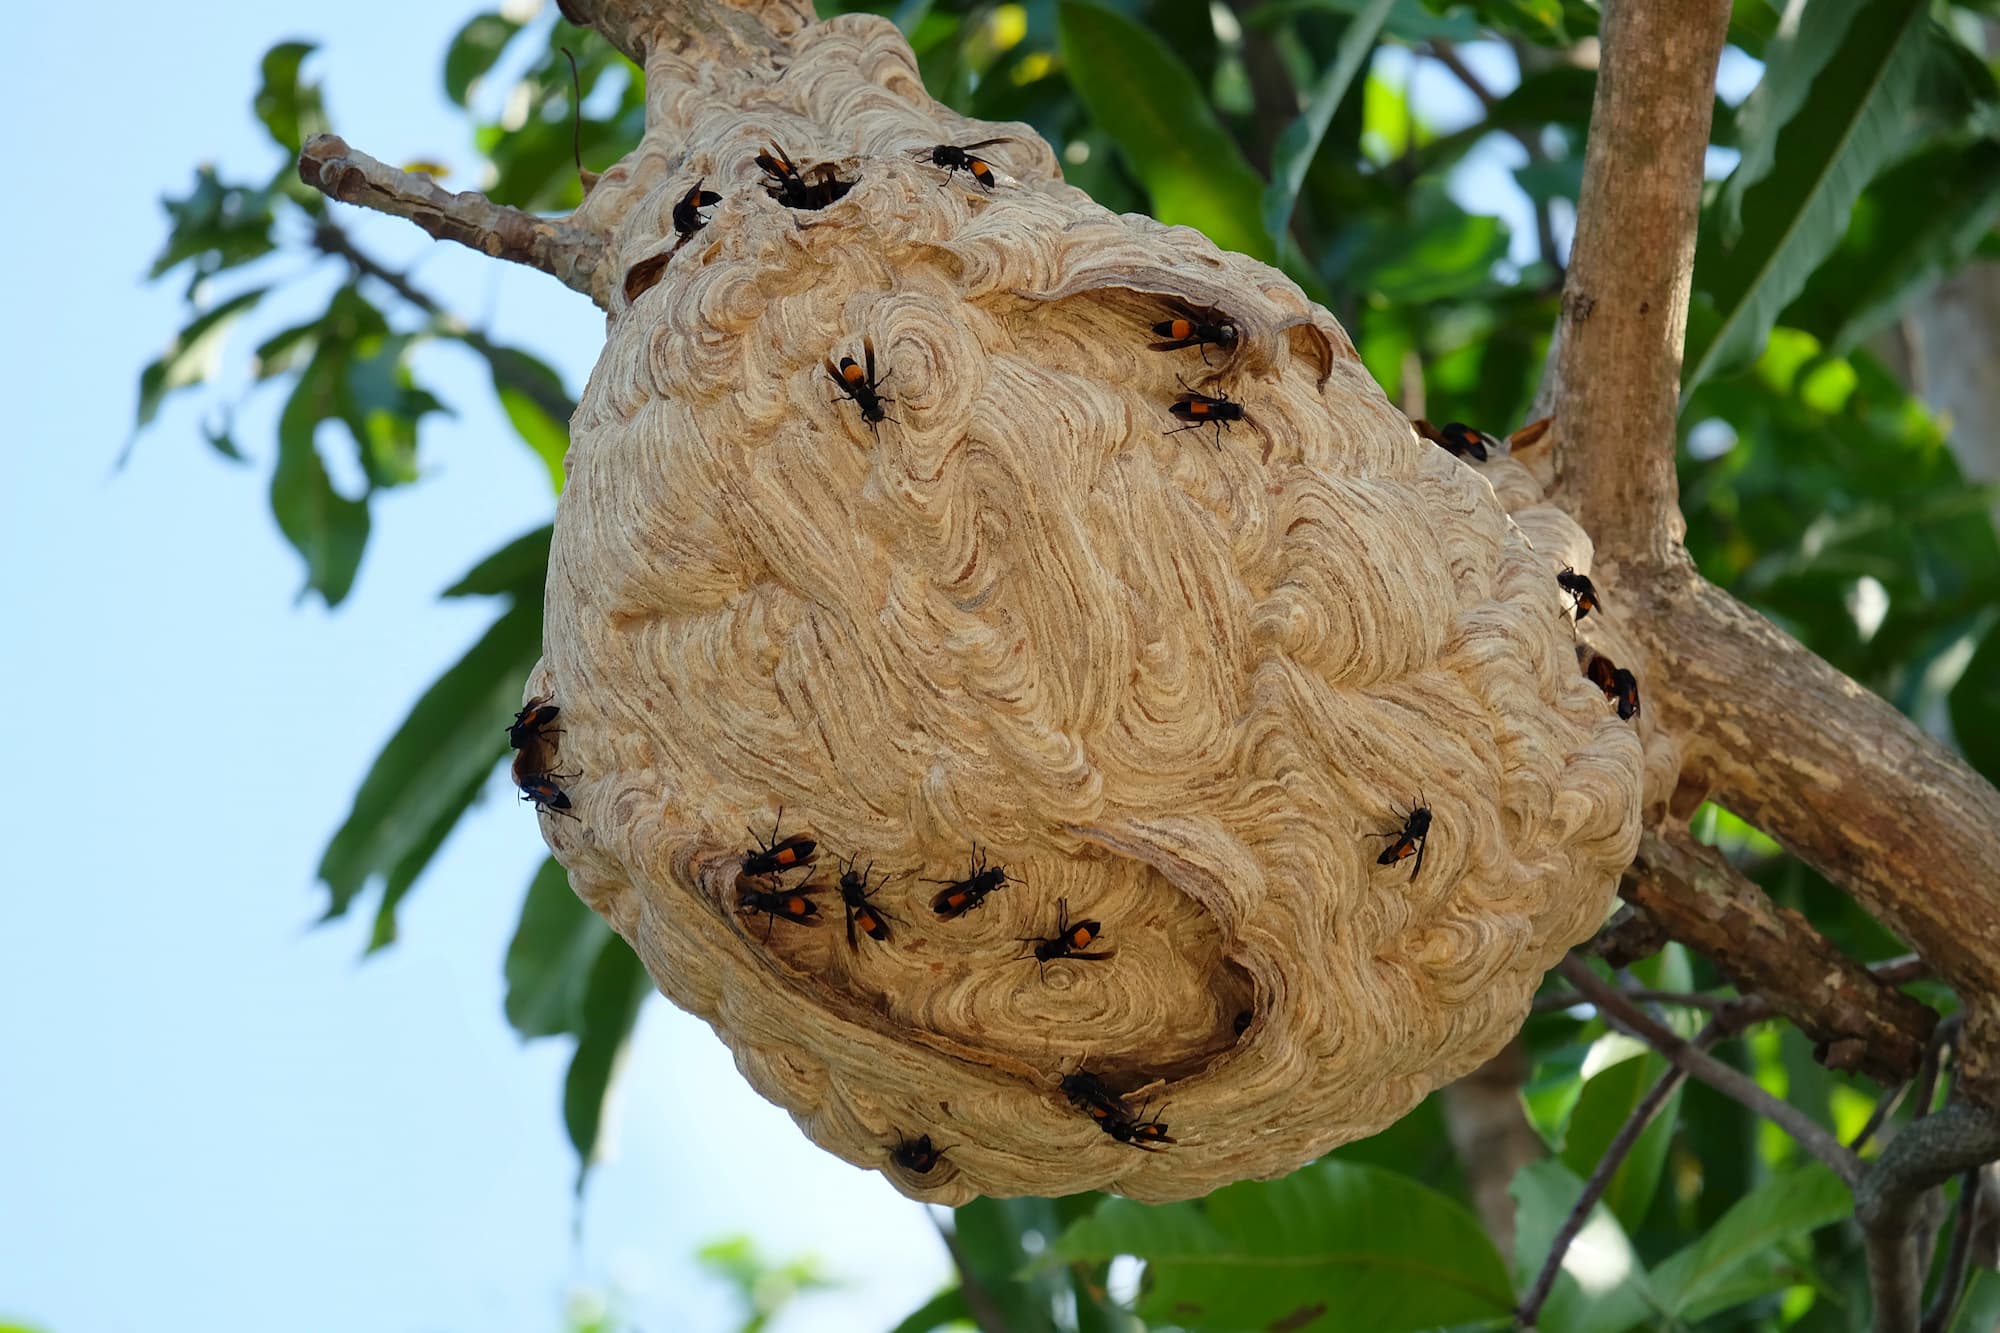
1149, 302, 1239, 365
1585, 654, 1641, 721
1166, 375, 1246, 447
1371, 800, 1433, 879
926, 844, 1016, 919
1413, 418, 1496, 462
742, 808, 818, 879
891, 1133, 949, 1173
1019, 897, 1113, 980
672, 178, 722, 240
517, 766, 580, 821
1102, 1104, 1175, 1152
508, 695, 562, 750
1557, 566, 1600, 622
756, 141, 850, 209
736, 881, 823, 941
913, 137, 1010, 190
826, 336, 895, 434
835, 853, 896, 948
1059, 1069, 1129, 1126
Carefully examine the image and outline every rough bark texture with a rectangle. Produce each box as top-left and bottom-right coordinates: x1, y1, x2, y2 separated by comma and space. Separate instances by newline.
1621, 827, 1938, 1082
1543, 0, 1726, 568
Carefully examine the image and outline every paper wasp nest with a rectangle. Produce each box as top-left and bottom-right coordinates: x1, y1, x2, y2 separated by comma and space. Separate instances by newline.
528, 9, 1644, 1203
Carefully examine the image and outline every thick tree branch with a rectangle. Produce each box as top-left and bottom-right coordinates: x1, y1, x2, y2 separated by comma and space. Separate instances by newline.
1558, 957, 1864, 1186
298, 135, 610, 308
1633, 571, 2000, 1098
1620, 826, 1939, 1081
1545, 0, 1728, 567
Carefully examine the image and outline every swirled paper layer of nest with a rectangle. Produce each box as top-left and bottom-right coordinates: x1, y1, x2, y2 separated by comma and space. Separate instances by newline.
530, 11, 1644, 1203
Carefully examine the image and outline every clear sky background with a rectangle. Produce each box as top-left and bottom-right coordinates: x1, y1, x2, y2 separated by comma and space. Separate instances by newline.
0, 5, 1749, 1331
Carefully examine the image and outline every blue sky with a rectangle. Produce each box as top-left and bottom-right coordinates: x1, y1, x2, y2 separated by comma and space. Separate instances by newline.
0, 4, 1759, 1330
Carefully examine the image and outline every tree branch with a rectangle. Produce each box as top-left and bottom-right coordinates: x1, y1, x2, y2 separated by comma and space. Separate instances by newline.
1544, 0, 1729, 567
310, 221, 580, 432
1632, 572, 2000, 1099
1557, 956, 1864, 1187
1856, 1102, 2000, 1333
298, 135, 610, 308
1919, 1166, 1984, 1333
1620, 826, 1938, 1081
1428, 39, 1561, 279
1516, 1019, 1717, 1327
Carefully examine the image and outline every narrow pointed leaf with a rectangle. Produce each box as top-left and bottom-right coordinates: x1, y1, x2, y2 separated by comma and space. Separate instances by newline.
505, 858, 614, 1038
1056, 0, 1274, 262
366, 765, 490, 953
1684, 0, 1935, 397
1263, 0, 1394, 246
316, 599, 542, 916
563, 932, 652, 1188
1559, 1047, 1681, 1231
1648, 1162, 1850, 1318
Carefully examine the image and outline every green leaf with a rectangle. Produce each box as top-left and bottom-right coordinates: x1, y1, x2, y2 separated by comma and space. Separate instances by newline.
1051, 1160, 1514, 1330
445, 13, 522, 106
952, 1198, 1071, 1333
1648, 1162, 1850, 1319
1056, 0, 1275, 263
1785, 139, 2000, 356
1508, 1160, 1654, 1333
148, 167, 279, 290
1684, 0, 1937, 397
273, 354, 372, 606
1263, 0, 1394, 247
316, 598, 542, 916
563, 932, 651, 1188
483, 345, 573, 489
253, 40, 325, 154
366, 765, 489, 953
886, 1286, 973, 1333
1558, 1044, 1680, 1232
1244, 0, 1482, 42
443, 523, 553, 598
1948, 1267, 2000, 1332
132, 286, 268, 434
505, 858, 614, 1038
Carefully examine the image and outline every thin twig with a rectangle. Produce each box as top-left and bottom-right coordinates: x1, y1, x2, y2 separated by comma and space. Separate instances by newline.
1919, 1166, 1984, 1333
1516, 1018, 1719, 1327
1557, 957, 1864, 1187
1428, 39, 1561, 278
311, 221, 579, 431
299, 134, 609, 307
1531, 986, 1732, 1016
1851, 1082, 1912, 1155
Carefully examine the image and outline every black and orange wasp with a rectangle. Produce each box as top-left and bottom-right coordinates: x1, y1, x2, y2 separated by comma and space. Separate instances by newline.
913, 137, 1010, 189
1019, 897, 1113, 980
835, 853, 896, 949
1371, 799, 1433, 880
742, 807, 818, 880
1166, 375, 1246, 447
1149, 302, 1239, 365
926, 844, 1016, 919
826, 336, 896, 435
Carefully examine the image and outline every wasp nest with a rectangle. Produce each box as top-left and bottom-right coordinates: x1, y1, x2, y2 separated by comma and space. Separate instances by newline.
524, 10, 1644, 1203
